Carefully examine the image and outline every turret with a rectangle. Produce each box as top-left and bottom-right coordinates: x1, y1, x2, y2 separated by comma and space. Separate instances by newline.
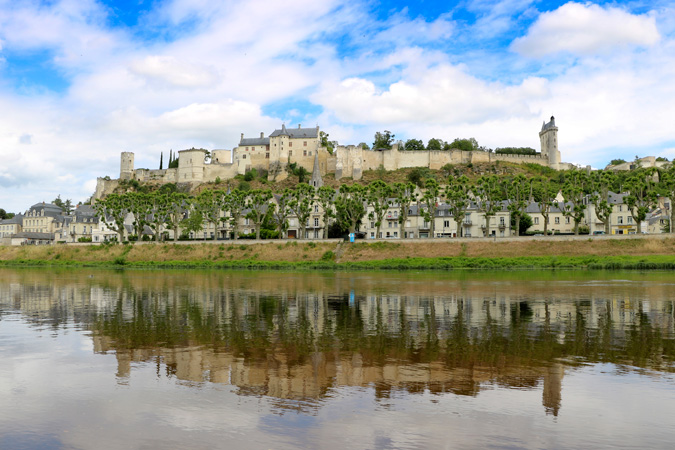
120, 152, 134, 180
539, 116, 560, 170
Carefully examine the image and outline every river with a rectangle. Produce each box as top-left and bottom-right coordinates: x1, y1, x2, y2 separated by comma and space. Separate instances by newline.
1, 268, 674, 449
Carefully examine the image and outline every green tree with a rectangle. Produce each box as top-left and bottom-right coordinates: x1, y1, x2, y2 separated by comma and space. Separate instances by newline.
320, 131, 334, 154
512, 212, 533, 235
658, 166, 675, 234
448, 138, 479, 152
624, 169, 658, 233
532, 176, 559, 235
560, 169, 589, 235
181, 205, 204, 239
246, 189, 273, 240
426, 138, 443, 151
589, 171, 616, 234
506, 174, 531, 237
196, 189, 226, 240
334, 184, 367, 233
289, 183, 315, 240
159, 152, 163, 170
403, 139, 425, 151
271, 189, 292, 239
94, 193, 131, 243
445, 176, 472, 238
393, 181, 417, 239
358, 142, 370, 150
474, 175, 501, 237
367, 180, 393, 239
421, 178, 441, 238
316, 185, 336, 239
127, 192, 153, 242
0, 208, 14, 220
373, 130, 395, 149
164, 192, 189, 242
225, 190, 248, 240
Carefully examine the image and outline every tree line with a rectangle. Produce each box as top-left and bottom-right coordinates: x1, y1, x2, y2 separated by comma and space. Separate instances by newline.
93, 165, 675, 243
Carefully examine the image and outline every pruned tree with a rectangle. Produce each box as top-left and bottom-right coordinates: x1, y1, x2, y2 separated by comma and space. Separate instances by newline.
532, 176, 558, 235
445, 175, 472, 238
197, 189, 226, 240
625, 168, 658, 233
289, 183, 315, 240
474, 175, 502, 237
560, 169, 589, 235
367, 180, 393, 239
393, 181, 417, 239
226, 189, 248, 240
164, 192, 189, 242
589, 171, 616, 234
316, 185, 336, 239
335, 184, 367, 233
421, 178, 441, 237
506, 174, 531, 236
94, 193, 130, 243
271, 189, 292, 239
246, 189, 273, 240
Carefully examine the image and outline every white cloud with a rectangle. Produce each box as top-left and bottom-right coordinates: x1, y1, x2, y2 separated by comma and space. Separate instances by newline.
511, 2, 660, 57
129, 56, 219, 88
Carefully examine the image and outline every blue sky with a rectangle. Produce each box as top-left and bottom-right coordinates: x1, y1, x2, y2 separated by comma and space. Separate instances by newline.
1, 0, 674, 212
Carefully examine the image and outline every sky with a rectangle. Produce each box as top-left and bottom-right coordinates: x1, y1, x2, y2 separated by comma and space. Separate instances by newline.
1, 0, 674, 213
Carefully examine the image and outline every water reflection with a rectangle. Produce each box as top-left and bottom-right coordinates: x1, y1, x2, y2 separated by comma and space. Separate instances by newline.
1, 268, 674, 420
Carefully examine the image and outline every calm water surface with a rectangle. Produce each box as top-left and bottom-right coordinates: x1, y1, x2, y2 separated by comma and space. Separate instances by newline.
0, 268, 674, 449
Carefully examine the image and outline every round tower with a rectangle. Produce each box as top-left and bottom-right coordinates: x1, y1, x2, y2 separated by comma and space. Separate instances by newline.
539, 116, 560, 170
120, 152, 135, 180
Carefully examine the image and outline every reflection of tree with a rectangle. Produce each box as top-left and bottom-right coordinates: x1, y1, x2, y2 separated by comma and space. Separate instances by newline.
3, 268, 675, 413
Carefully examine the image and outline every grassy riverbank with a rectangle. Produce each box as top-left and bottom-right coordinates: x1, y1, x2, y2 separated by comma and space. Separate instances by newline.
2, 236, 675, 270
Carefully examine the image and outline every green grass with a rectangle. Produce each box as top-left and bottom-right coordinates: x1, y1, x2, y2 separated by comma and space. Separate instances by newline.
3, 254, 675, 271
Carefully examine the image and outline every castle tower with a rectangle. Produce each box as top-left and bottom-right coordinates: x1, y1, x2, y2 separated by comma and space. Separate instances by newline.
177, 148, 208, 182
120, 152, 134, 180
539, 116, 561, 170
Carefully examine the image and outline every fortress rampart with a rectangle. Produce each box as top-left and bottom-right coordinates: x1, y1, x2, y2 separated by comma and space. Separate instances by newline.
93, 117, 564, 200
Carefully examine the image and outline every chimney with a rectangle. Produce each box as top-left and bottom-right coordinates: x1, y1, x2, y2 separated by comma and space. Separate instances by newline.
260, 132, 264, 138
298, 124, 301, 129
240, 133, 244, 141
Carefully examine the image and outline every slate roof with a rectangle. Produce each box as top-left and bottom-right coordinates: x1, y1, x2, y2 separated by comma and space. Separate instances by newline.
240, 137, 270, 146
270, 124, 318, 139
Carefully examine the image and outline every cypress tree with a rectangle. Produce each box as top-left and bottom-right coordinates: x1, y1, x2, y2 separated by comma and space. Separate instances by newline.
159, 152, 163, 170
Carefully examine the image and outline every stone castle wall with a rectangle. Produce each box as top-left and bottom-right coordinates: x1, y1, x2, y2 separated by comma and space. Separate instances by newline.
95, 118, 563, 195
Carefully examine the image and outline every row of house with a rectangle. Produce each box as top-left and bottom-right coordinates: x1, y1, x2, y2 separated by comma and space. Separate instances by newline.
1, 190, 671, 245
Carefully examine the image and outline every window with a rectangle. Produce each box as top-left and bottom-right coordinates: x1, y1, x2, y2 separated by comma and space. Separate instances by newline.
555, 217, 560, 224
314, 205, 319, 213
565, 217, 570, 224
444, 220, 450, 228
619, 205, 622, 212
370, 221, 375, 228
242, 155, 246, 159
314, 218, 319, 227
303, 141, 307, 146
245, 218, 250, 225
289, 142, 292, 147
627, 216, 633, 224
500, 217, 505, 226
393, 232, 398, 237
618, 216, 623, 224
266, 153, 270, 159
289, 150, 292, 156
303, 150, 307, 156
534, 217, 539, 225
394, 211, 398, 218
245, 147, 248, 151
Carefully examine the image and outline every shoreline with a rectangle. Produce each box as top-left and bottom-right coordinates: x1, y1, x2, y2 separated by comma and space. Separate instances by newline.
2, 235, 675, 270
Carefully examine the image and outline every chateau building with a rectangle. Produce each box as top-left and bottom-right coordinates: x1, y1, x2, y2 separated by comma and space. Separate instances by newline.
94, 117, 568, 200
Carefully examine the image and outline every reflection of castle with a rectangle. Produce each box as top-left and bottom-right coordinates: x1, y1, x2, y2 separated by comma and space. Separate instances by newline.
3, 269, 674, 416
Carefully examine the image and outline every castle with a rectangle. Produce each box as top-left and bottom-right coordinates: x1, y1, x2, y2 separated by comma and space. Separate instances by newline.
94, 117, 566, 199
